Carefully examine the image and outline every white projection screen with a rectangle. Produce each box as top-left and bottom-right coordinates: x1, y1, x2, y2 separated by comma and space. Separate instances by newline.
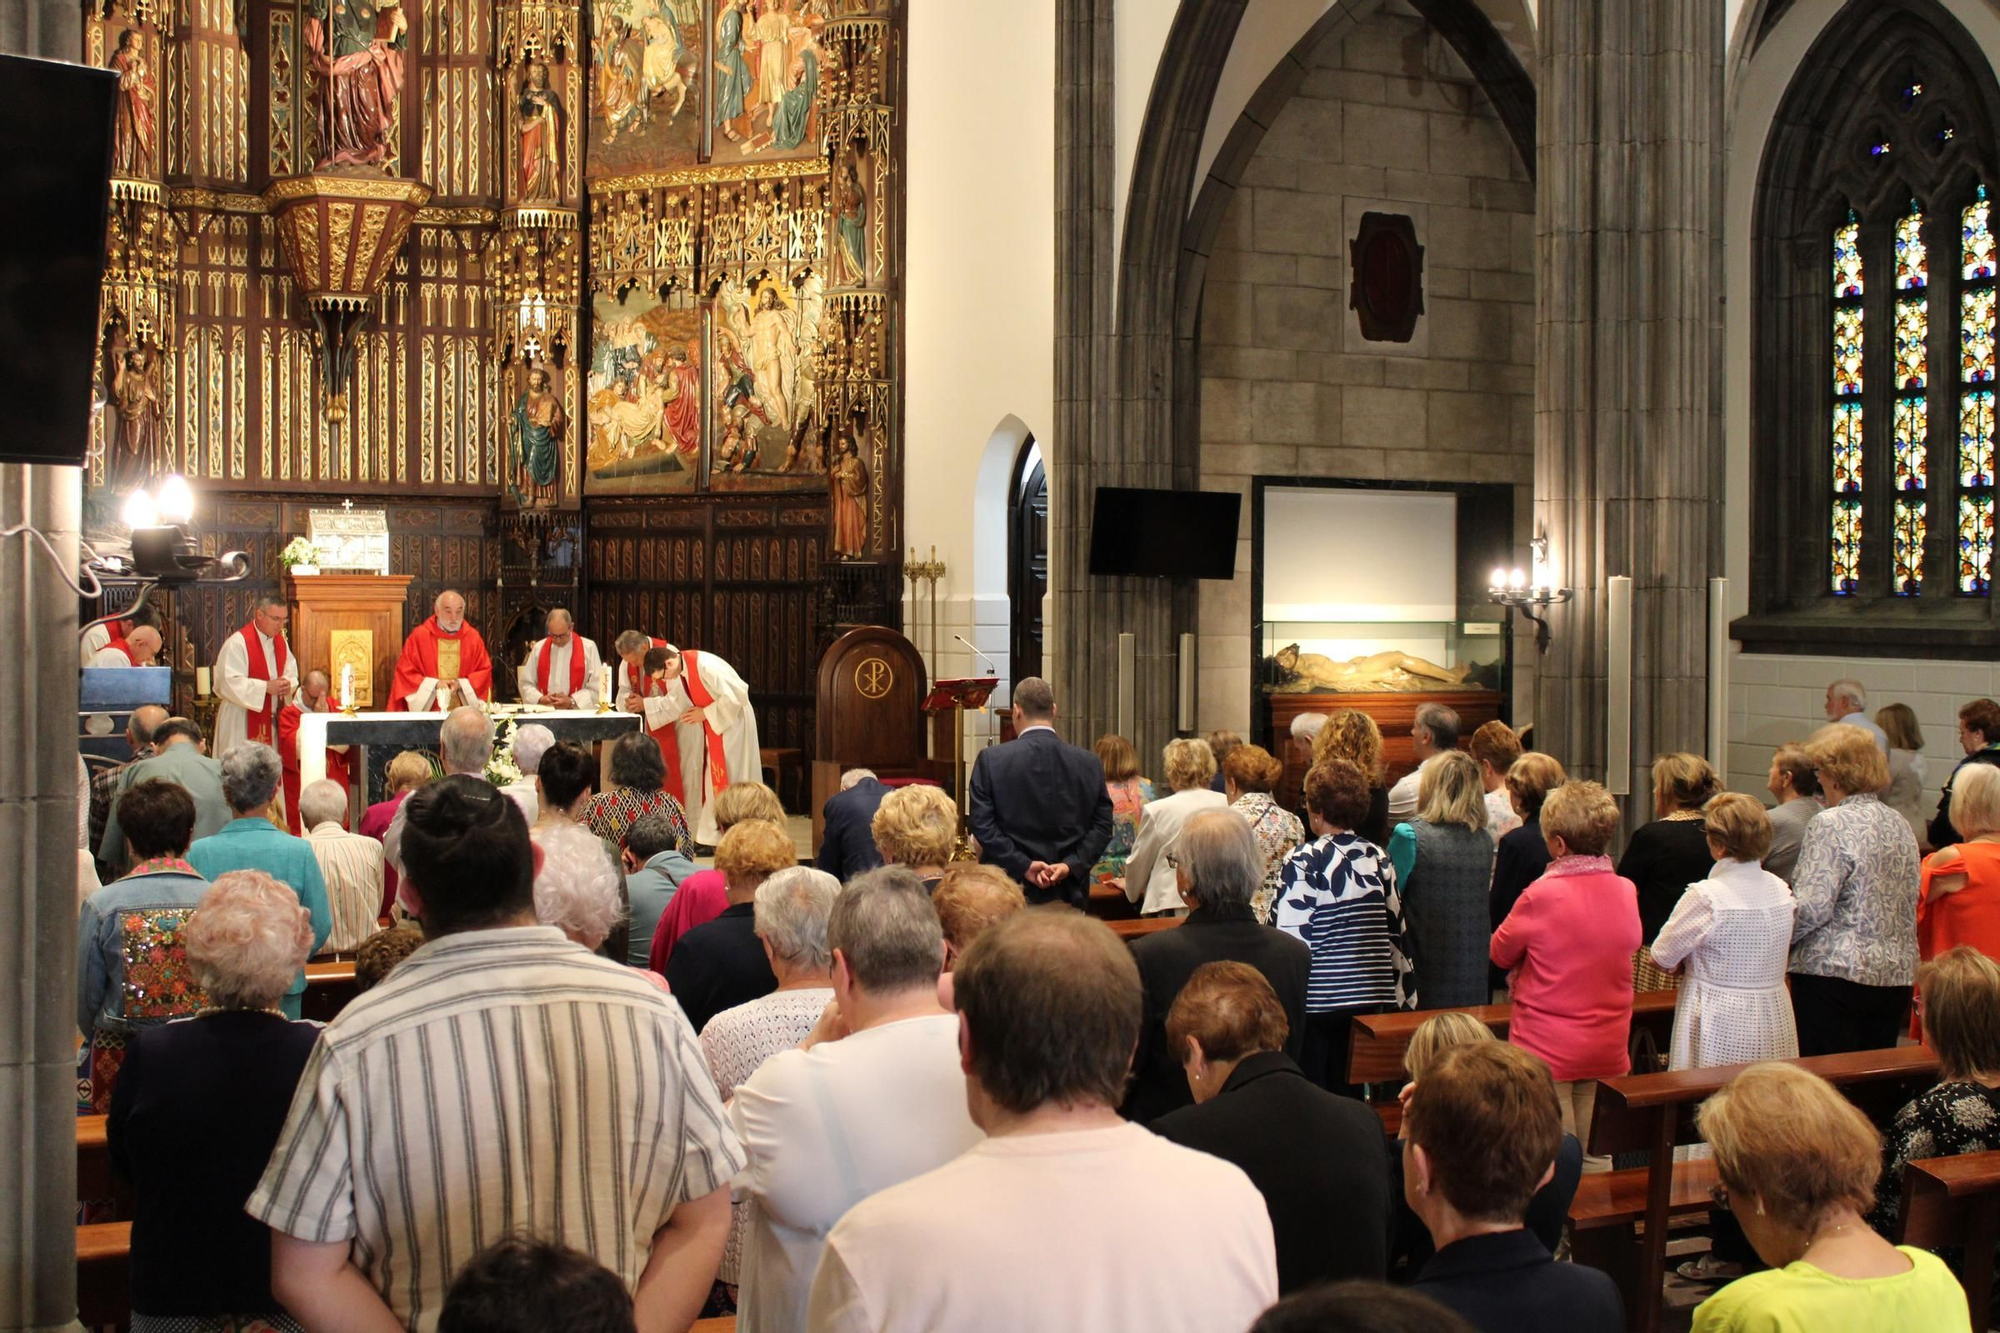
1262, 487, 1458, 662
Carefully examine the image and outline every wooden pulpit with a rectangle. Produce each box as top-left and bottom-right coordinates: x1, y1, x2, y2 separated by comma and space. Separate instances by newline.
284, 573, 415, 707
811, 626, 940, 848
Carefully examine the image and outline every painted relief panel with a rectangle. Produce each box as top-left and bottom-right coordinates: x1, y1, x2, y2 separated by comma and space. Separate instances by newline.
706, 0, 826, 166
586, 290, 703, 493
709, 272, 825, 490
586, 0, 702, 178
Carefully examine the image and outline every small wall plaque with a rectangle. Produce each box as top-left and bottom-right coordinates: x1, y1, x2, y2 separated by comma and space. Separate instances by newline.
1349, 212, 1427, 344
307, 505, 391, 574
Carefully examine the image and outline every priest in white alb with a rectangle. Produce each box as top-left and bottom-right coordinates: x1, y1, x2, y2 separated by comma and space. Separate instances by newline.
213, 596, 299, 758
616, 633, 760, 845
517, 607, 602, 710
88, 624, 162, 667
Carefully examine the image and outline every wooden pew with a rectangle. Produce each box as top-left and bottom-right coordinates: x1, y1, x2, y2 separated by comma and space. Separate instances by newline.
1107, 916, 1180, 941
1581, 1044, 1939, 1333
78, 1114, 112, 1202
1899, 1148, 2000, 1325
302, 959, 359, 1023
689, 1318, 737, 1333
76, 1221, 131, 1329
1346, 990, 1680, 1087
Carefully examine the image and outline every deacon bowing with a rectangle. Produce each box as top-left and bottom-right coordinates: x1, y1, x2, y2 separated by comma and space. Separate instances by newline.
388, 590, 493, 712
213, 596, 298, 759
89, 624, 162, 667
613, 628, 678, 765
617, 635, 761, 846
517, 608, 602, 710
277, 670, 351, 834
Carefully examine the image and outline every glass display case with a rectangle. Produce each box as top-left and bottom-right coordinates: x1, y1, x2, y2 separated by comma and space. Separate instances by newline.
1258, 617, 1510, 695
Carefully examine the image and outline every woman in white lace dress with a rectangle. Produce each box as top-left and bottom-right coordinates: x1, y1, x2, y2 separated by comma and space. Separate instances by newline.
696, 866, 839, 1308
1649, 792, 1799, 1073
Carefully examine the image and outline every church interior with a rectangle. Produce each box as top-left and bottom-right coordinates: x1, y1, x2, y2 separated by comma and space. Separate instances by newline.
9, 0, 2000, 1329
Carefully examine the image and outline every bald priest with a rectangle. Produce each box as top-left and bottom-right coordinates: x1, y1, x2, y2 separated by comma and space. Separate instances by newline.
389, 591, 494, 712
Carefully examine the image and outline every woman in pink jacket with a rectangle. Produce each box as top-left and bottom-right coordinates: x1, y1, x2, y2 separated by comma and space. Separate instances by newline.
1490, 779, 1642, 1173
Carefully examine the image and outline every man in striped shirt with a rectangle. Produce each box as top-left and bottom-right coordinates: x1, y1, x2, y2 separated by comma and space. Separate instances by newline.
298, 778, 385, 954
249, 775, 742, 1333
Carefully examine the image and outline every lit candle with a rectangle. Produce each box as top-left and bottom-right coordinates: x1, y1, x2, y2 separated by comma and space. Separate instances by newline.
341, 662, 353, 710
195, 666, 211, 696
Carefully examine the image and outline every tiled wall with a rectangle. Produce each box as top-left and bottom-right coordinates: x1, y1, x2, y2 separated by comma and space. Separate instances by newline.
1194, 3, 1538, 738
1726, 652, 1996, 820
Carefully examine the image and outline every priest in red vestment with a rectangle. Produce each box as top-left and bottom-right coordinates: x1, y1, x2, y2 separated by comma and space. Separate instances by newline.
388, 590, 494, 711
277, 669, 352, 833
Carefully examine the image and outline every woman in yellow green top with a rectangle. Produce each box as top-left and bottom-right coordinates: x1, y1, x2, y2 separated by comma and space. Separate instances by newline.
1691, 1062, 1970, 1332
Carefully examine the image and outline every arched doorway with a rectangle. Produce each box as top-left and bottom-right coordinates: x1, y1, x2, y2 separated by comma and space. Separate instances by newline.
1007, 436, 1047, 688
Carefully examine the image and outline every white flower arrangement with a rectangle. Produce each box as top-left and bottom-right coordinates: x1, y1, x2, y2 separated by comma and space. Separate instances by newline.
279, 536, 320, 568
484, 714, 523, 787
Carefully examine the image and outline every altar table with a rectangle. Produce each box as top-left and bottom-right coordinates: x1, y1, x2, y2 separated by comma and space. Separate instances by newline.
298, 709, 642, 820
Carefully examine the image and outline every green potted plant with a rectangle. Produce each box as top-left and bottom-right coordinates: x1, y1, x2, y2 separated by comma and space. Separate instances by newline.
280, 536, 321, 577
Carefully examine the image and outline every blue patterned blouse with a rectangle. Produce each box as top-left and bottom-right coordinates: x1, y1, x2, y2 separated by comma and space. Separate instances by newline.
1273, 831, 1416, 1014
1789, 793, 1921, 988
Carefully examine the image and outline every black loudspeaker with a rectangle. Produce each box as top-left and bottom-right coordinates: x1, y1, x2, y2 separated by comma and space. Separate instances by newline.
0, 54, 116, 468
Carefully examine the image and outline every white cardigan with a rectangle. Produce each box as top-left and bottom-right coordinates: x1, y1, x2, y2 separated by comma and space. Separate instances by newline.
1123, 787, 1230, 915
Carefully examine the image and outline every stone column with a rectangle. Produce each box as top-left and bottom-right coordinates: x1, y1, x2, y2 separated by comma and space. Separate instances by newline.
1534, 0, 1724, 793
0, 463, 83, 1333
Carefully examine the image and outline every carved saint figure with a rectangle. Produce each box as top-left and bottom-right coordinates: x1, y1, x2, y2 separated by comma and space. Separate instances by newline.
639, 14, 689, 121
1270, 642, 1474, 694
109, 334, 164, 492
748, 285, 798, 430
108, 29, 156, 178
661, 342, 701, 458
834, 155, 867, 285
517, 62, 563, 201
750, 0, 791, 123
511, 366, 567, 492
593, 12, 645, 143
711, 0, 752, 140
830, 432, 868, 557
767, 40, 817, 152
306, 0, 408, 168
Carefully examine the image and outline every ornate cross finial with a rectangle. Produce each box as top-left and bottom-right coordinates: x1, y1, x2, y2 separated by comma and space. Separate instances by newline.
342, 498, 354, 512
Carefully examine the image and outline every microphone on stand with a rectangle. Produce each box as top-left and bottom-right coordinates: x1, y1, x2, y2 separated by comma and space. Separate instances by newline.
953, 634, 998, 675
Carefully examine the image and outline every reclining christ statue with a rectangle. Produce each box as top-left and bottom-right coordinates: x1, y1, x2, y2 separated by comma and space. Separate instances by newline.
1269, 642, 1474, 693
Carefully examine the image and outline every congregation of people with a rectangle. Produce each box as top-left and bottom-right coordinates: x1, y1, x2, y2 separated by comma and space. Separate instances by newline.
73, 656, 2000, 1333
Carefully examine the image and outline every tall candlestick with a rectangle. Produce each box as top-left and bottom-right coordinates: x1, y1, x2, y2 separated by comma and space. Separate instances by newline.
340, 662, 353, 710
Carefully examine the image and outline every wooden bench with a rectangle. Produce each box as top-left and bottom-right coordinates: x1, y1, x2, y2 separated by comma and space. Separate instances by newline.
1086, 879, 1138, 920
1583, 1044, 1939, 1333
78, 1114, 111, 1200
758, 747, 804, 812
77, 1221, 131, 1328
302, 959, 359, 1023
1107, 916, 1180, 941
690, 1318, 737, 1333
1346, 990, 1680, 1088
1899, 1148, 2000, 1325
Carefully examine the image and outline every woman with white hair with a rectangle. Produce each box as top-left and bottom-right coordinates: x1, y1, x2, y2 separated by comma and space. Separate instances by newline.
698, 864, 840, 1303
185, 742, 331, 1017
1123, 738, 1229, 915
531, 818, 633, 969
500, 722, 556, 824
106, 870, 322, 1333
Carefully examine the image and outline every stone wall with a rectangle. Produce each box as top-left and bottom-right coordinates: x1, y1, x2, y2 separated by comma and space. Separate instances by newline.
1194, 3, 1537, 738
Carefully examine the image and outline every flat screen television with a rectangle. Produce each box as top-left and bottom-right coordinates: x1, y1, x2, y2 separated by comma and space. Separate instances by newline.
1088, 486, 1241, 579
0, 54, 116, 468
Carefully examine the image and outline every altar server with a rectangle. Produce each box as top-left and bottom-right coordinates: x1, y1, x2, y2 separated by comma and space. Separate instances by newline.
517, 608, 602, 710
618, 634, 761, 846
89, 624, 162, 667
277, 670, 351, 834
388, 589, 493, 711
213, 597, 298, 759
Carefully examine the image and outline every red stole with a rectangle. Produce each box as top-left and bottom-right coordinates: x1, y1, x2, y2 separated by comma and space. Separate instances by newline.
536, 636, 587, 696
104, 638, 137, 665
277, 701, 351, 835
239, 623, 289, 743
680, 651, 730, 803
624, 637, 678, 786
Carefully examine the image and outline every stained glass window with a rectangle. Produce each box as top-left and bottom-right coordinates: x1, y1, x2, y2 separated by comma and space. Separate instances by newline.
1834, 217, 1866, 297
1897, 207, 1929, 290
1833, 210, 1866, 594
1896, 497, 1928, 594
1964, 189, 1997, 595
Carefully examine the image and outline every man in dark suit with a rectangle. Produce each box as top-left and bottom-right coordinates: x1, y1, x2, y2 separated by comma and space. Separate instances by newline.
967, 677, 1113, 908
817, 767, 888, 882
